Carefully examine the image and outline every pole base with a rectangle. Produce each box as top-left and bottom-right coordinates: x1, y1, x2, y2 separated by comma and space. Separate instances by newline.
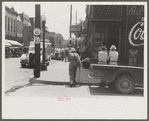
41, 64, 47, 71
34, 63, 40, 78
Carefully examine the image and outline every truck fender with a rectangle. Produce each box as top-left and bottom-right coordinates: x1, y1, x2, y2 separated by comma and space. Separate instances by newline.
104, 69, 138, 84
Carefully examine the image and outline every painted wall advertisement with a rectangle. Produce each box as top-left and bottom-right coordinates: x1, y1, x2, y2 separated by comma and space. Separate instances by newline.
127, 5, 144, 66
128, 5, 144, 47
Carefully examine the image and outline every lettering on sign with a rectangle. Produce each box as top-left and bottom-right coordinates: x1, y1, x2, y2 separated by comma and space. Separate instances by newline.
34, 37, 40, 44
128, 21, 144, 46
33, 28, 41, 36
129, 6, 143, 19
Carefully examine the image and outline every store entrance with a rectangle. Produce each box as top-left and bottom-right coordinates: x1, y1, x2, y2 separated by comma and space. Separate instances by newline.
107, 24, 120, 51
95, 23, 120, 51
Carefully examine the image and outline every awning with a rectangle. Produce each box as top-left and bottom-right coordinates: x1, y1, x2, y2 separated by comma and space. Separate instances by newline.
5, 40, 12, 47
5, 39, 23, 46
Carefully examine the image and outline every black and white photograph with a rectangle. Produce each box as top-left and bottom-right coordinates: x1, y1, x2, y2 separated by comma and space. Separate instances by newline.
2, 1, 147, 119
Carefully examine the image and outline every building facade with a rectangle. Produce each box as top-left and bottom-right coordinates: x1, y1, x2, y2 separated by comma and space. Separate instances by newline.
16, 15, 24, 43
85, 5, 144, 67
5, 6, 18, 40
5, 6, 61, 48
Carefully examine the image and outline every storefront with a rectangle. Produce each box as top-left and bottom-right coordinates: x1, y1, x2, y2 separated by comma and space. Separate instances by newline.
86, 5, 144, 67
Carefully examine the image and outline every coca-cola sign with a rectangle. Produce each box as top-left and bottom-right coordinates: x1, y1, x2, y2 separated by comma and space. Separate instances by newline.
128, 6, 144, 46
128, 20, 144, 46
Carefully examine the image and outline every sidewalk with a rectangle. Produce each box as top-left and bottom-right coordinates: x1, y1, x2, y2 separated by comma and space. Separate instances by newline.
29, 60, 100, 85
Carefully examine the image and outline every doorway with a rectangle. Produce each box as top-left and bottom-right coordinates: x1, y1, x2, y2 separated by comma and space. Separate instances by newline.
94, 23, 120, 51
107, 24, 120, 51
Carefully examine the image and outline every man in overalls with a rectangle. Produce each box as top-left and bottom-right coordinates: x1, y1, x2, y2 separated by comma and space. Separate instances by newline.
68, 48, 81, 87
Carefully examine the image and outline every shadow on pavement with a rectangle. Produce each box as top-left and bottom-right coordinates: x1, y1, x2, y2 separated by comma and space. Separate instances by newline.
88, 86, 144, 96
5, 83, 33, 94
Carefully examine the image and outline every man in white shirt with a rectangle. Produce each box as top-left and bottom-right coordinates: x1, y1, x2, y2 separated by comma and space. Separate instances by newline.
98, 46, 108, 65
108, 45, 119, 65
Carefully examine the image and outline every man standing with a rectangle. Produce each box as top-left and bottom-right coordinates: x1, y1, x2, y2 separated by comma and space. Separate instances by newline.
108, 45, 119, 65
98, 46, 108, 65
127, 47, 138, 66
68, 48, 81, 87
64, 47, 70, 62
60, 48, 64, 62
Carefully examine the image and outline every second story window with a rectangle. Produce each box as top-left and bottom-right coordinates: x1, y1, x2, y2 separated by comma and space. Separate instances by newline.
5, 16, 7, 31
11, 19, 13, 32
8, 18, 10, 31
14, 20, 15, 33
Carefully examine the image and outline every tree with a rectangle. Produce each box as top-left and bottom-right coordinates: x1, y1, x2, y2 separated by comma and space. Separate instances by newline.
49, 32, 56, 48
54, 33, 64, 48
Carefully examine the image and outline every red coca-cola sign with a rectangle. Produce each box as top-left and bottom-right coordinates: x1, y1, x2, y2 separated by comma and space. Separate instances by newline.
128, 6, 144, 46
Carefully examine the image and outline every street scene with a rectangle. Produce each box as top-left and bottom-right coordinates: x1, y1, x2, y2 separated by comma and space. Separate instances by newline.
3, 2, 147, 119
5, 57, 143, 97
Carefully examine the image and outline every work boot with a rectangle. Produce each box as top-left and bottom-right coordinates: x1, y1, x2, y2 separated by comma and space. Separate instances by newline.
70, 80, 75, 87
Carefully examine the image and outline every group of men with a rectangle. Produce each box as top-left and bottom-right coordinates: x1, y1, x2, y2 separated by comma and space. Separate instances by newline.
60, 47, 70, 62
98, 45, 138, 66
98, 45, 119, 65
61, 43, 138, 87
60, 44, 119, 87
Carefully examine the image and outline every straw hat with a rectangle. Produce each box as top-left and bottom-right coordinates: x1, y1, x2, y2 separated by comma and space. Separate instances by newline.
71, 48, 76, 53
101, 46, 107, 51
110, 45, 117, 50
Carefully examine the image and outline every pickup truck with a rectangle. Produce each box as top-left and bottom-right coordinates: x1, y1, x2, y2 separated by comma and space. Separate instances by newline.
89, 64, 143, 94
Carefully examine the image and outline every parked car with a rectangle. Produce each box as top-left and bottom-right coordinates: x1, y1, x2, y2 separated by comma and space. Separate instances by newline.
52, 48, 61, 60
5, 46, 11, 58
20, 41, 52, 68
10, 47, 23, 57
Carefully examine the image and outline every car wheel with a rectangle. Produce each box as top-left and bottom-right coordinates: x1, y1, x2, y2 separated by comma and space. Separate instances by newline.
115, 75, 135, 94
21, 64, 26, 68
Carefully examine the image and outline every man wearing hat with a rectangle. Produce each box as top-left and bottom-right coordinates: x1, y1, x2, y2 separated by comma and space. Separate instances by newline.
68, 48, 81, 87
108, 45, 119, 65
98, 46, 108, 65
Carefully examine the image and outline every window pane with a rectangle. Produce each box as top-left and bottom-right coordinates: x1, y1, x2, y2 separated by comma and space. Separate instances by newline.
8, 18, 10, 31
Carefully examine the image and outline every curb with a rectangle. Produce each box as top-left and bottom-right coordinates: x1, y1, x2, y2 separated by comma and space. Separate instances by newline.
29, 75, 100, 86
29, 75, 70, 85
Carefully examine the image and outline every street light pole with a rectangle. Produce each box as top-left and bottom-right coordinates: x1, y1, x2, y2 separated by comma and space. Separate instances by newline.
41, 14, 47, 71
34, 4, 41, 77
75, 11, 77, 49
70, 4, 72, 38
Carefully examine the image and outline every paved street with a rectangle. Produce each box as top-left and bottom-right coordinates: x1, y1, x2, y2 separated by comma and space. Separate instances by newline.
5, 58, 143, 97
4, 57, 56, 92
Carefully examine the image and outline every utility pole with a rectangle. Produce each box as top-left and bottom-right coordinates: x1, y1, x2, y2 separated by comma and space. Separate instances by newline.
70, 4, 72, 38
76, 11, 77, 24
75, 11, 77, 49
34, 4, 41, 78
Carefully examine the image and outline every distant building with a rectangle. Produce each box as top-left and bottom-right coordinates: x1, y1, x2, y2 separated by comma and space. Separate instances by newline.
19, 12, 31, 46
16, 14, 24, 43
5, 6, 18, 40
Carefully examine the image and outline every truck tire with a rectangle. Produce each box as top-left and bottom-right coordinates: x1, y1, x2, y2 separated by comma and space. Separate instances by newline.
115, 75, 135, 94
21, 64, 26, 68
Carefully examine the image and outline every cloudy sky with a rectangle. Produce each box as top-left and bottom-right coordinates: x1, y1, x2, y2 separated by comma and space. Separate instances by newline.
3, 2, 86, 40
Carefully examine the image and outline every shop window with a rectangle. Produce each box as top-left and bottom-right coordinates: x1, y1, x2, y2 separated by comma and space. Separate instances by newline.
94, 33, 105, 42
